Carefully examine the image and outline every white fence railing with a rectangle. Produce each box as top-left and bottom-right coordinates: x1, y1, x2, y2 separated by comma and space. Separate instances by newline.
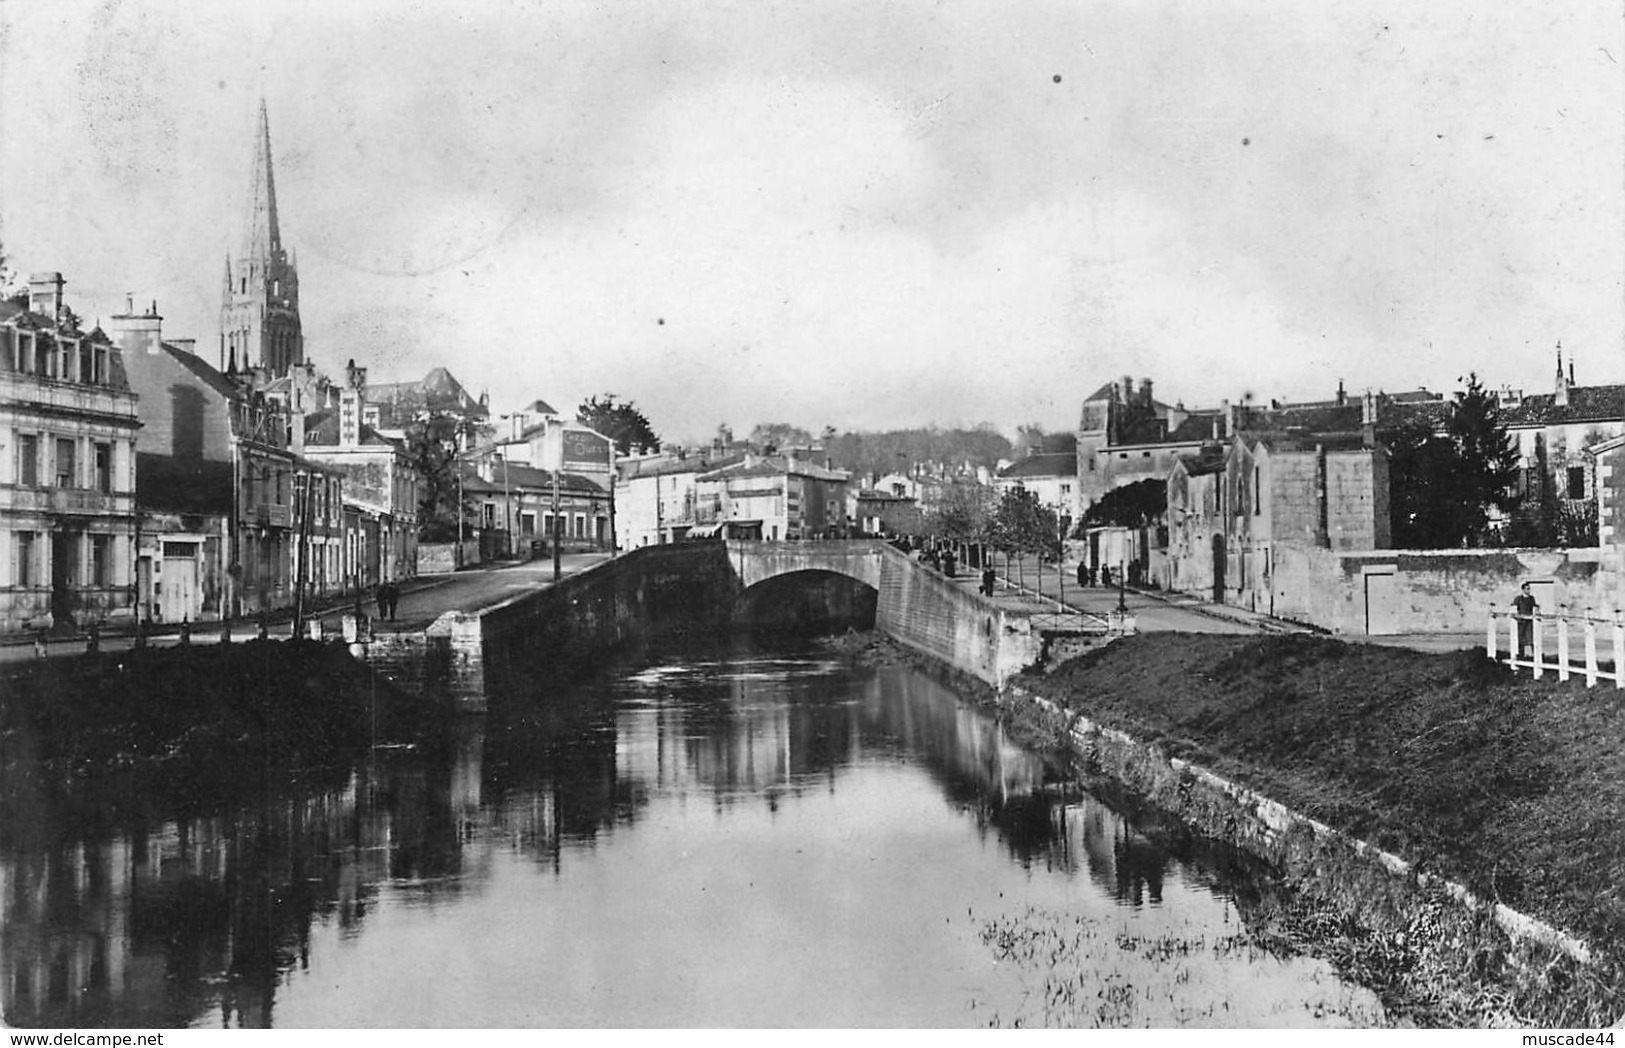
1487, 609, 1625, 688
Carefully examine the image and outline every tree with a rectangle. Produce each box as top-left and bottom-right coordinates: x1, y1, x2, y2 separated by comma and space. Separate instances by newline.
1080, 478, 1165, 531
407, 412, 479, 542
1388, 374, 1519, 548
924, 480, 995, 545
992, 487, 1061, 559
1448, 373, 1521, 541
747, 422, 814, 454
0, 241, 28, 306
579, 394, 660, 456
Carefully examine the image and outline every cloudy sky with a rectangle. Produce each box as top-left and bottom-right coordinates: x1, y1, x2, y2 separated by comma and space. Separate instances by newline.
2, 0, 1622, 443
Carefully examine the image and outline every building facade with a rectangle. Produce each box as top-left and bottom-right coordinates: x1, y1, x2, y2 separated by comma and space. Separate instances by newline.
0, 274, 141, 634
693, 454, 851, 540
302, 363, 419, 585
114, 303, 306, 622
1166, 431, 1390, 619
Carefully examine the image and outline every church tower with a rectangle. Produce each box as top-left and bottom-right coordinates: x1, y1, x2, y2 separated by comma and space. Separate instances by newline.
220, 100, 303, 378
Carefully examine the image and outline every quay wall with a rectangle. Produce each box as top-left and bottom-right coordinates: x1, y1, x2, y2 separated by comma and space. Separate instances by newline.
475, 543, 741, 701
1269, 545, 1607, 635
370, 542, 1050, 710
874, 546, 1042, 689
996, 682, 1612, 1025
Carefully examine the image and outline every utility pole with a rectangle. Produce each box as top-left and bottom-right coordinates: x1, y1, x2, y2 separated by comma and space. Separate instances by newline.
454, 422, 466, 569
551, 467, 561, 582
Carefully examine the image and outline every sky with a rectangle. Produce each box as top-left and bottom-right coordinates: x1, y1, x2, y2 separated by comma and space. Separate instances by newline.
2, 0, 1623, 445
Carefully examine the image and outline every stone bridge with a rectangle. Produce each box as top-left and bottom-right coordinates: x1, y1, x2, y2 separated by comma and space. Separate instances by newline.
371, 540, 1083, 710
723, 539, 887, 591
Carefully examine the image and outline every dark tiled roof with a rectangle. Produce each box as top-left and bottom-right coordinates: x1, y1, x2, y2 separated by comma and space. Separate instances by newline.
624, 453, 743, 479
459, 464, 606, 496
1167, 414, 1220, 442
303, 409, 399, 447
1500, 386, 1625, 428
1175, 449, 1227, 476
160, 343, 241, 400
697, 456, 848, 483
997, 452, 1076, 479
1248, 431, 1373, 454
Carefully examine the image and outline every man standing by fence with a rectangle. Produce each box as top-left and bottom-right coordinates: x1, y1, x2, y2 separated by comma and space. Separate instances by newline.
1513, 582, 1538, 660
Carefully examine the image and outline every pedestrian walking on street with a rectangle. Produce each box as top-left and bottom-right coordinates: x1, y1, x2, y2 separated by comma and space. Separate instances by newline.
375, 582, 390, 623
980, 565, 996, 597
1076, 560, 1087, 588
1512, 582, 1538, 660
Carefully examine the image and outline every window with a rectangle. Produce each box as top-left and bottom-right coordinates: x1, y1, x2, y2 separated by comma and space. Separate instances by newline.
483, 503, 496, 527
520, 513, 535, 537
1568, 466, 1586, 500
91, 535, 112, 587
1253, 466, 1262, 515
18, 434, 38, 486
16, 532, 36, 587
78, 344, 93, 383
94, 443, 112, 493
55, 438, 76, 487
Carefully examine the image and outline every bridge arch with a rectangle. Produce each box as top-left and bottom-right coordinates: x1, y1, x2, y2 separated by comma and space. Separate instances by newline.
723, 540, 886, 591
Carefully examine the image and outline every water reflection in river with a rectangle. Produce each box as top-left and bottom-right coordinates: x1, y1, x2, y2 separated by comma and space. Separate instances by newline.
1, 640, 1389, 1028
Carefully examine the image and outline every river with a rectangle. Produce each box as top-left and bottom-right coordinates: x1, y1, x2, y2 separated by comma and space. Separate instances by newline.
1, 637, 1390, 1028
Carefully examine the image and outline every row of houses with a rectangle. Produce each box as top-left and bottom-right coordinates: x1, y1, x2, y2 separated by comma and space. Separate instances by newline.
613, 447, 851, 547
0, 275, 421, 634
983, 357, 1625, 635
0, 103, 428, 635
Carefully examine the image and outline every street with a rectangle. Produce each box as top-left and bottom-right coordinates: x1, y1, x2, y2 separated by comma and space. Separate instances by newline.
1, 553, 613, 664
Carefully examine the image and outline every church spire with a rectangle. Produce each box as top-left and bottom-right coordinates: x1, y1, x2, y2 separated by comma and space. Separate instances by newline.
241, 99, 281, 262
221, 99, 302, 379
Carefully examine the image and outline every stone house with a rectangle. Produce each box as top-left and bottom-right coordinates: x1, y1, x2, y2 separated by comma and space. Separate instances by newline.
462, 460, 611, 556
994, 451, 1080, 521
300, 361, 419, 585
694, 454, 851, 541
614, 449, 745, 548
1076, 376, 1220, 512
1166, 427, 1390, 620
114, 302, 317, 623
1496, 351, 1625, 541
0, 274, 142, 634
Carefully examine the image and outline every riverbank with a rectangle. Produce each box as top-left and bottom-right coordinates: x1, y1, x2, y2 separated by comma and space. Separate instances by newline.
1012, 632, 1624, 1027
0, 642, 446, 829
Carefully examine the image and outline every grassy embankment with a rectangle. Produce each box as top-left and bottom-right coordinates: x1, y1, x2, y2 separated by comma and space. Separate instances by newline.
1016, 632, 1625, 1027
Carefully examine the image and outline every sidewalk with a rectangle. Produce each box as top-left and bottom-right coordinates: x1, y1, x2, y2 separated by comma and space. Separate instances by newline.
0, 554, 591, 664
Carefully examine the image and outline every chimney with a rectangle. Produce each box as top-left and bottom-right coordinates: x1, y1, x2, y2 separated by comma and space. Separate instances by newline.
1139, 377, 1153, 405
1362, 390, 1378, 427
1219, 398, 1232, 439
1336, 379, 1346, 407
108, 297, 163, 356
1121, 374, 1133, 402
27, 272, 65, 321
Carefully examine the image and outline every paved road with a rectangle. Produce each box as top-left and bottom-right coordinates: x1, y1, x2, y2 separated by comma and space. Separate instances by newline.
368, 553, 611, 632
990, 561, 1264, 634
2, 553, 613, 664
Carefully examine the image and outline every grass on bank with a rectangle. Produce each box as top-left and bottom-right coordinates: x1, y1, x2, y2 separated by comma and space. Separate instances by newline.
1018, 632, 1625, 959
